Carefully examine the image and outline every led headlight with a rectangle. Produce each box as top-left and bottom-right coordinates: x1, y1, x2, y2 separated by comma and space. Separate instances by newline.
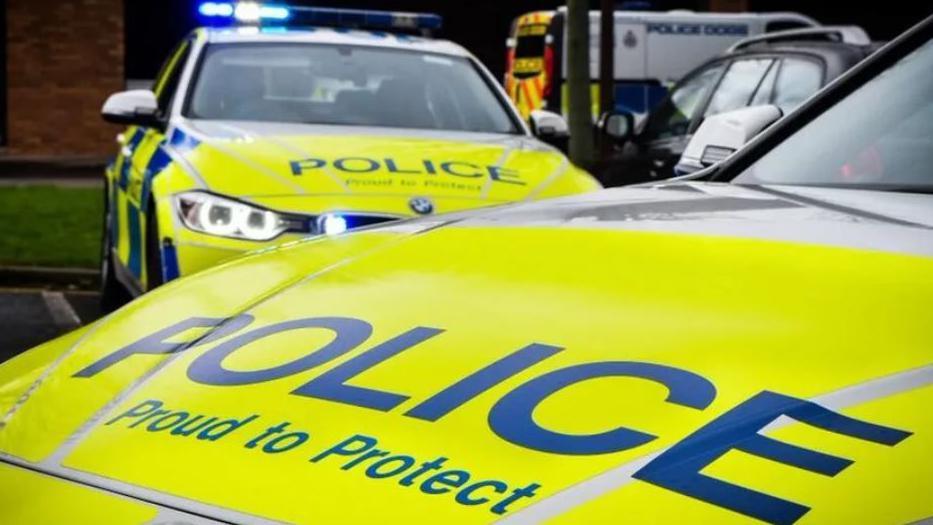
175, 192, 288, 241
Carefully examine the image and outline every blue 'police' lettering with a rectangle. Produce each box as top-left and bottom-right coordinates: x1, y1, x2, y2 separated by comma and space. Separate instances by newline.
406, 343, 562, 422
647, 23, 748, 36
288, 157, 523, 184
488, 361, 716, 455
334, 157, 380, 173
290, 158, 326, 176
441, 161, 483, 178
73, 315, 254, 377
187, 317, 372, 386
294, 327, 444, 411
633, 391, 912, 525
385, 158, 421, 174
487, 166, 525, 185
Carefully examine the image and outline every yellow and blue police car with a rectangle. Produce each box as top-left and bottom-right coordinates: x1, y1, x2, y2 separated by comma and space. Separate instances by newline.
1, 10, 931, 525
99, 3, 599, 309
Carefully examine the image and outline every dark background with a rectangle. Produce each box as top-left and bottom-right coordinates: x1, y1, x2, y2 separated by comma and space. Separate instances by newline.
126, 1, 933, 81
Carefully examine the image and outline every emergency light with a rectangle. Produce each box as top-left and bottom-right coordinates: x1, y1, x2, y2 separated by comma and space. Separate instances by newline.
199, 2, 291, 22
197, 2, 442, 33
320, 214, 349, 236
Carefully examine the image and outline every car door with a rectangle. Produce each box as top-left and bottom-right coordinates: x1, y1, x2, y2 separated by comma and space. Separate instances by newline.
116, 38, 191, 283
607, 60, 727, 185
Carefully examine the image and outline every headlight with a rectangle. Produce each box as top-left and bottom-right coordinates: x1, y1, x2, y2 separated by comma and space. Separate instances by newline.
175, 192, 288, 241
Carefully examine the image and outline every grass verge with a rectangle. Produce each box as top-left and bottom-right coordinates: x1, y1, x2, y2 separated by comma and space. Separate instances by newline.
0, 185, 101, 268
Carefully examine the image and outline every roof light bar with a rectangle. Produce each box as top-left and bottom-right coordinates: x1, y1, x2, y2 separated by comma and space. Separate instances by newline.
199, 2, 292, 23
198, 2, 235, 17
197, 2, 442, 32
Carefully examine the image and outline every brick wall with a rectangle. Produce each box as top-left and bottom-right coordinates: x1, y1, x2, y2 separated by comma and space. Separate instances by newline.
6, 0, 124, 157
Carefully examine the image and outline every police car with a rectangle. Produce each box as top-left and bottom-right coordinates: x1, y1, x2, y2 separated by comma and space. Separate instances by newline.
98, 3, 599, 310
1, 11, 931, 525
597, 26, 879, 185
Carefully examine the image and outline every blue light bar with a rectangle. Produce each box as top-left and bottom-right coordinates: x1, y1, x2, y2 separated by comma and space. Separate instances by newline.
258, 5, 290, 20
199, 2, 234, 17
197, 2, 442, 32
198, 2, 292, 23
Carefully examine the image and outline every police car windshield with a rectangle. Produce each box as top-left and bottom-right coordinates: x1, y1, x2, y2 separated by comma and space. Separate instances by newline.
187, 43, 520, 134
733, 36, 933, 193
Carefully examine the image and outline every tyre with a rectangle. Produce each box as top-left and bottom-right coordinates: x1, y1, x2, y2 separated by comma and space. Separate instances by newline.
145, 199, 165, 292
99, 183, 132, 313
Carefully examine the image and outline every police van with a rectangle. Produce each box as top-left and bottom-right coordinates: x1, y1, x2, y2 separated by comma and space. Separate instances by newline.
505, 9, 818, 120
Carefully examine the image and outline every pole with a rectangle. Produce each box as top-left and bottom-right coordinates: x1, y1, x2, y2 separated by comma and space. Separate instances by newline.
598, 0, 615, 158
599, 0, 614, 116
566, 0, 596, 168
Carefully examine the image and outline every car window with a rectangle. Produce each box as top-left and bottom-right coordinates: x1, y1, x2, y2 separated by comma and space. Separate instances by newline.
734, 38, 933, 191
749, 60, 779, 106
772, 58, 824, 112
704, 58, 774, 117
187, 44, 519, 134
642, 62, 726, 141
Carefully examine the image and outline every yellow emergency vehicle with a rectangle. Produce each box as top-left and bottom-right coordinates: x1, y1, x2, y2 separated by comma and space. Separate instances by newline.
1, 8, 931, 525
98, 3, 599, 310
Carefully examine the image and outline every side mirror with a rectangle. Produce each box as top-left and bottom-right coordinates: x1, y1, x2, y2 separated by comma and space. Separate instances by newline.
529, 110, 570, 150
675, 105, 783, 175
529, 109, 569, 139
597, 111, 635, 144
101, 90, 162, 128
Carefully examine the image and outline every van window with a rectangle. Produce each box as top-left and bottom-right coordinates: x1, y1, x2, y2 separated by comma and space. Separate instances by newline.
515, 24, 548, 59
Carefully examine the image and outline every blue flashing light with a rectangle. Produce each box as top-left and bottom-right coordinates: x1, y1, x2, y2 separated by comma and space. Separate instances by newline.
199, 2, 234, 17
198, 2, 441, 32
259, 5, 291, 20
198, 2, 292, 23
321, 215, 348, 236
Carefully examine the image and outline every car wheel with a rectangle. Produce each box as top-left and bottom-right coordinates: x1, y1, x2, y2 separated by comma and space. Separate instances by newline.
145, 199, 165, 292
99, 183, 131, 313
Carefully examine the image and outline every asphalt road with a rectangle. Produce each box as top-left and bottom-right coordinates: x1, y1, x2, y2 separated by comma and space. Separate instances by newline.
0, 289, 101, 363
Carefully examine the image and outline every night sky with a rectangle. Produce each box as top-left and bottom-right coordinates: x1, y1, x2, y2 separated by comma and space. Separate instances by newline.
125, 1, 933, 80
